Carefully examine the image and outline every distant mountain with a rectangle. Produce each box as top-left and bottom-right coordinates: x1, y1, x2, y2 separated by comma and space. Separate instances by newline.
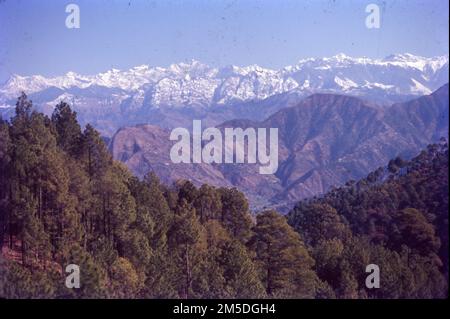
1, 54, 448, 136
109, 84, 449, 212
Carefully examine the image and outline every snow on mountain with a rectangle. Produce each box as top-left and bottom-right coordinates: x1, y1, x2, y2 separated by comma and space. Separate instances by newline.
0, 53, 448, 136
1, 53, 448, 107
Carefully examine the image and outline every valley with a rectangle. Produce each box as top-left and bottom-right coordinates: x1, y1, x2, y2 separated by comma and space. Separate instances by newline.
109, 84, 449, 212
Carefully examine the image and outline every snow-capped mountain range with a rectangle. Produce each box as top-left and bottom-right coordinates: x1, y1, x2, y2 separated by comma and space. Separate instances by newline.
1, 53, 448, 104
0, 53, 448, 135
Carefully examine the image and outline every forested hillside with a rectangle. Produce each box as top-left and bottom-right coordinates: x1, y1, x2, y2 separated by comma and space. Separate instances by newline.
288, 140, 448, 298
0, 93, 321, 298
0, 93, 448, 299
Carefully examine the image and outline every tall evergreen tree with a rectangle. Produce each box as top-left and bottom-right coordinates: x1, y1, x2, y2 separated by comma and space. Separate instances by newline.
250, 210, 317, 297
51, 101, 82, 155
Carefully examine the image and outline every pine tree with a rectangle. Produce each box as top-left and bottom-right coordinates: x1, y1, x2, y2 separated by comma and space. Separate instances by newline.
288, 203, 351, 246
249, 210, 317, 297
194, 184, 222, 223
219, 239, 266, 298
219, 187, 253, 243
51, 101, 82, 156
0, 120, 11, 250
168, 199, 204, 298
110, 257, 141, 298
80, 124, 111, 179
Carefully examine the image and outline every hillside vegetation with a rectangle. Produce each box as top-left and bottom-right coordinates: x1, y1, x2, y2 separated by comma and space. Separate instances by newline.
0, 94, 447, 298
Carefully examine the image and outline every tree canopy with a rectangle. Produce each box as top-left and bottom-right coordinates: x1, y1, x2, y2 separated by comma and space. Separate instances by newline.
0, 94, 447, 299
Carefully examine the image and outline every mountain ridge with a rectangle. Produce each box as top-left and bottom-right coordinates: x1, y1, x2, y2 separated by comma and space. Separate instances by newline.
1, 53, 448, 136
109, 84, 449, 212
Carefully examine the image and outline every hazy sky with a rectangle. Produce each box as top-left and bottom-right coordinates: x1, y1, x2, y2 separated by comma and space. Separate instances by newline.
0, 0, 448, 82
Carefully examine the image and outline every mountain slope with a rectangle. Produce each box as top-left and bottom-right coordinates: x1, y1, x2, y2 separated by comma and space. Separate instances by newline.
109, 84, 449, 211
287, 140, 449, 298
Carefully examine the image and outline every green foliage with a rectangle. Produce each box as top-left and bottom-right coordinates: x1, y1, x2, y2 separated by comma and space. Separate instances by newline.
288, 141, 449, 298
0, 94, 447, 299
249, 210, 317, 298
110, 257, 142, 298
51, 101, 82, 156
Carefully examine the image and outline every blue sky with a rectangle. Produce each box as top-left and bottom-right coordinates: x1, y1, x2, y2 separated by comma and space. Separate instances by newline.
0, 0, 448, 82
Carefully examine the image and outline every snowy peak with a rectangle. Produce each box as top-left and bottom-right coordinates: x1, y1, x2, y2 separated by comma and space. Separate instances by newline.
383, 53, 422, 62
0, 53, 448, 108
380, 53, 447, 71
